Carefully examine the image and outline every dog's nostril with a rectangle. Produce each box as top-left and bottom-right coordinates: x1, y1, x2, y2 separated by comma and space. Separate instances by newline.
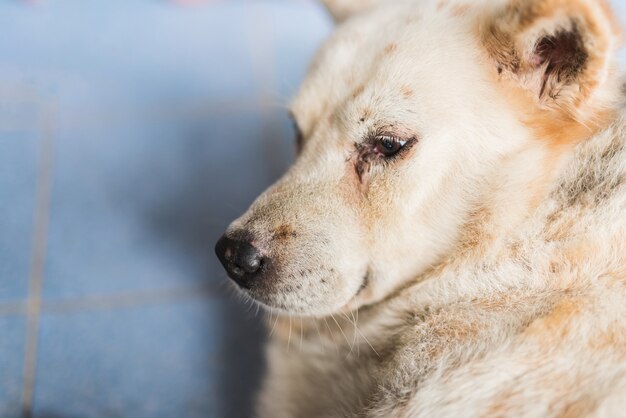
230, 264, 246, 277
224, 247, 233, 261
215, 234, 265, 288
235, 241, 263, 274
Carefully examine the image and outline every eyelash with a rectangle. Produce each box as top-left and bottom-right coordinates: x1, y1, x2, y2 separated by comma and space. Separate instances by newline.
289, 111, 416, 164
370, 134, 416, 161
374, 135, 408, 158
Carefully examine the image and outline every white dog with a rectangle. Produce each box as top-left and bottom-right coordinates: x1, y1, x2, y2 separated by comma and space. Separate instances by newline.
216, 0, 626, 416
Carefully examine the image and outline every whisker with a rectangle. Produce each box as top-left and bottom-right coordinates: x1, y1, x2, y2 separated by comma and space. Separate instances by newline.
355, 306, 361, 357
331, 313, 353, 356
270, 309, 280, 337
300, 316, 304, 350
355, 325, 380, 358
343, 306, 378, 358
323, 317, 339, 352
287, 315, 293, 352
312, 317, 324, 346
243, 297, 253, 314
347, 310, 359, 357
266, 309, 272, 331
340, 312, 357, 357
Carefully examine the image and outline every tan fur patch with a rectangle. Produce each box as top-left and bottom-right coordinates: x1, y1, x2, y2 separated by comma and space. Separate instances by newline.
384, 42, 398, 55
351, 84, 365, 99
560, 397, 598, 418
491, 74, 614, 147
436, 0, 450, 12
458, 206, 493, 254
451, 4, 470, 17
485, 388, 522, 418
274, 224, 298, 240
524, 298, 581, 339
589, 322, 626, 355
401, 85, 414, 98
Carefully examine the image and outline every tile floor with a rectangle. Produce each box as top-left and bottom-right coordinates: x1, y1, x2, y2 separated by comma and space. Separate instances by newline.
0, 1, 331, 417
2, 1, 626, 417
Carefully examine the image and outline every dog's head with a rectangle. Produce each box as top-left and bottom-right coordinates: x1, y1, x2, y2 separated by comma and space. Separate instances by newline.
216, 0, 621, 316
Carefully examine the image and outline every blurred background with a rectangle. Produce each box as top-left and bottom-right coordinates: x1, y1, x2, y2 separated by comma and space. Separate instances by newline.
0, 0, 331, 417
1, 1, 626, 417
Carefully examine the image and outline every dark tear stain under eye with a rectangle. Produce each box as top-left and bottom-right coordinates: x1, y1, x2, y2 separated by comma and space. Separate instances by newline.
354, 142, 378, 183
354, 156, 367, 183
352, 135, 417, 183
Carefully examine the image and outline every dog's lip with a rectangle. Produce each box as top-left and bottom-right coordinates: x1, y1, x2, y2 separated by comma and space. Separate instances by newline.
355, 268, 371, 297
232, 268, 372, 317
226, 267, 252, 289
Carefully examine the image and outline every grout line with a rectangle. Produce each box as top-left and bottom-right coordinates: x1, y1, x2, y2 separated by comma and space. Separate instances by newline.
20, 104, 55, 418
0, 283, 225, 318
40, 283, 225, 314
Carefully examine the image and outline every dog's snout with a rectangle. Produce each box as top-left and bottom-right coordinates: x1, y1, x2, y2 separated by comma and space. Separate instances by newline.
215, 234, 264, 288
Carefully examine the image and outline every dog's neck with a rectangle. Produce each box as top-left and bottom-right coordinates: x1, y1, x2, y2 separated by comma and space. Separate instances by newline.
456, 141, 573, 258
446, 113, 626, 279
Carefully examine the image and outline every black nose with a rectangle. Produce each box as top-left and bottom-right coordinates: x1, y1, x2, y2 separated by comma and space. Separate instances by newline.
215, 234, 264, 288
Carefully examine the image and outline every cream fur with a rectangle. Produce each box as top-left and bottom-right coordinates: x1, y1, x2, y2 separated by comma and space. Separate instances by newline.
219, 0, 626, 416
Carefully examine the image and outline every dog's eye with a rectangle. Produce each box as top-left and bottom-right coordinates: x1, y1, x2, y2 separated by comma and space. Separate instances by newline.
374, 136, 407, 157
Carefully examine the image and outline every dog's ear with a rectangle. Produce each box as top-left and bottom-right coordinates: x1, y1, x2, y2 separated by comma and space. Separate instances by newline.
482, 0, 621, 126
321, 0, 393, 22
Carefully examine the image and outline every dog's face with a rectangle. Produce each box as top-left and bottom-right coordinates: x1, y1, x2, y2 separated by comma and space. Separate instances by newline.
216, 0, 619, 316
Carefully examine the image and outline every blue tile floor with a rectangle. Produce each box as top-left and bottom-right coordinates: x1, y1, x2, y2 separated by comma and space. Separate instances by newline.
0, 1, 331, 417
3, 1, 626, 417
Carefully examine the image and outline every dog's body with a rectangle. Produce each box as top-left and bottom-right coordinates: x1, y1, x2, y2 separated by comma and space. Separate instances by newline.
215, 0, 626, 416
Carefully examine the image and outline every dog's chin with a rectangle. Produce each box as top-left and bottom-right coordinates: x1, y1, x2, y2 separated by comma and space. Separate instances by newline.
233, 282, 364, 318
252, 293, 352, 317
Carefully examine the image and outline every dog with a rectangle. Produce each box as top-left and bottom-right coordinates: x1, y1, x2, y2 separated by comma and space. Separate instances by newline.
215, 0, 626, 416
